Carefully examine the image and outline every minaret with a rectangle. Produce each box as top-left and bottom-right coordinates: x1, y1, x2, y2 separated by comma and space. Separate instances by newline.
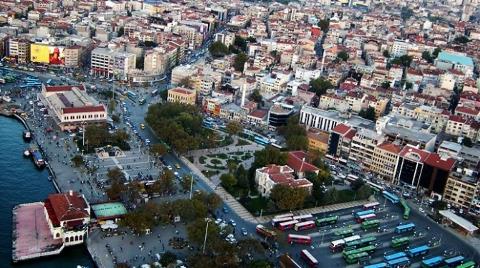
241, 83, 246, 107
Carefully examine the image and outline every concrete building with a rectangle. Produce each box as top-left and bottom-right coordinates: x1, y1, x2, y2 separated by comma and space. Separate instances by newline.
214, 32, 235, 47
143, 49, 168, 75
307, 129, 330, 154
327, 123, 357, 159
435, 51, 474, 78
8, 38, 30, 63
90, 47, 136, 80
171, 65, 197, 85
255, 164, 312, 197
371, 142, 402, 182
349, 128, 383, 170
267, 103, 294, 128
167, 87, 196, 105
299, 105, 375, 132
64, 45, 86, 68
443, 170, 479, 213
39, 84, 107, 131
394, 145, 456, 199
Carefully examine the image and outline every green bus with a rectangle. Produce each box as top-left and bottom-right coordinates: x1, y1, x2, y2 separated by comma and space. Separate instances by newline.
334, 228, 354, 237
391, 236, 410, 248
400, 198, 410, 220
361, 219, 380, 230
456, 261, 476, 268
344, 245, 376, 257
344, 251, 369, 264
345, 236, 377, 250
316, 215, 339, 226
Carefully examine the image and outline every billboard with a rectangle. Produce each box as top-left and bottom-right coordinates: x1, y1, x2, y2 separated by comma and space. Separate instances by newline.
30, 44, 65, 65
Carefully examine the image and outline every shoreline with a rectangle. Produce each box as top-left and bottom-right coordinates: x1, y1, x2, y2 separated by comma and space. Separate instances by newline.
0, 112, 97, 267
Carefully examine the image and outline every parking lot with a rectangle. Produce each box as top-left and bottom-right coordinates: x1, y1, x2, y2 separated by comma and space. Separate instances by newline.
267, 193, 480, 268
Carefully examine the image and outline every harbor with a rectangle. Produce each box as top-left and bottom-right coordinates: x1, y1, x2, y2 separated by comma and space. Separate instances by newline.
0, 115, 93, 268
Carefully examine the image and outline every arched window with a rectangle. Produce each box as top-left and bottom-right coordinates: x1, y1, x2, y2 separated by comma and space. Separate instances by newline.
65, 237, 69, 242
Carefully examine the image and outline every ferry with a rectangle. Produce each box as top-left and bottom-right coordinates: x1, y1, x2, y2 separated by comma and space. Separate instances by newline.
23, 130, 32, 142
29, 147, 46, 169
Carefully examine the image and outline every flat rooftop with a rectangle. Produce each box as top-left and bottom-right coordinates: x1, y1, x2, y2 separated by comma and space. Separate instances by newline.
12, 202, 64, 262
91, 202, 127, 220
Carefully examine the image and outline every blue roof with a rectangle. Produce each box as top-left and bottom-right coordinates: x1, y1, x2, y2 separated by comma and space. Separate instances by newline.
438, 52, 474, 67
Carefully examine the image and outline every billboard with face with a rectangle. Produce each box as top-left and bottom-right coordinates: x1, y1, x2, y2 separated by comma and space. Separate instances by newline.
30, 44, 65, 65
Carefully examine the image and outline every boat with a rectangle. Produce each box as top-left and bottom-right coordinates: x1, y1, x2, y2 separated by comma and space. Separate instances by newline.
29, 147, 46, 169
23, 149, 30, 157
2, 95, 11, 103
23, 130, 32, 142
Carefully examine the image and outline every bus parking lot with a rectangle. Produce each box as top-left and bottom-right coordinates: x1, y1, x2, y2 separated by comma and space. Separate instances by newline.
258, 193, 480, 268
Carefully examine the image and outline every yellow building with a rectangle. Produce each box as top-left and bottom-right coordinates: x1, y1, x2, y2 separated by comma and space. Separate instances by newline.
167, 87, 196, 105
307, 129, 329, 154
443, 172, 479, 211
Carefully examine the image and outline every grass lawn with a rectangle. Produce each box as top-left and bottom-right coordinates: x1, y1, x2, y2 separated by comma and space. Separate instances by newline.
215, 153, 228, 159
211, 158, 222, 165
204, 165, 225, 170
233, 152, 244, 156
202, 170, 220, 178
199, 156, 206, 164
241, 153, 252, 160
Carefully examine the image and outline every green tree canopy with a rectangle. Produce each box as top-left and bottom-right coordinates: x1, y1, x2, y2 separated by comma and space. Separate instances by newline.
358, 107, 376, 121
422, 51, 434, 63
145, 103, 204, 154
383, 50, 390, 58
391, 55, 413, 68
317, 19, 330, 31
381, 81, 391, 89
160, 251, 177, 267
270, 184, 308, 210
233, 52, 248, 72
337, 51, 349, 61
250, 89, 263, 103
209, 41, 229, 58
226, 121, 242, 136
401, 7, 414, 21
309, 77, 334, 96
71, 155, 84, 167
279, 115, 308, 151
454, 35, 470, 44
220, 173, 237, 190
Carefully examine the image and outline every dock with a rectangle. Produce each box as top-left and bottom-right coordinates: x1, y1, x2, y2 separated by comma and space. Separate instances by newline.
12, 202, 65, 262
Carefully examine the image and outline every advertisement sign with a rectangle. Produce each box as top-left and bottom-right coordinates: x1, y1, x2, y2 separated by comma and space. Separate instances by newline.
30, 44, 65, 65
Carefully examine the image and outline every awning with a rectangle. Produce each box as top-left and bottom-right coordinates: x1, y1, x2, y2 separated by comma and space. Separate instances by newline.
439, 210, 479, 233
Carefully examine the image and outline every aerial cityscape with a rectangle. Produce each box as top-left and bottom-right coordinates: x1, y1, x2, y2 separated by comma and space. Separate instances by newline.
0, 0, 479, 268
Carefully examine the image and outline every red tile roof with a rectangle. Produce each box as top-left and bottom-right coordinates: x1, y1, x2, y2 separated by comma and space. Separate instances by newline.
170, 87, 195, 95
45, 192, 89, 226
377, 142, 402, 154
45, 85, 85, 92
331, 123, 353, 136
63, 106, 105, 114
249, 109, 268, 119
399, 145, 431, 162
287, 151, 319, 173
424, 153, 456, 171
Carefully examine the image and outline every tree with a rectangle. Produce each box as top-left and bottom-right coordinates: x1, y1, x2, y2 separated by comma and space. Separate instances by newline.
391, 55, 413, 68
422, 51, 434, 63
462, 137, 473, 147
280, 115, 308, 151
250, 89, 263, 103
454, 35, 470, 44
107, 167, 124, 181
85, 125, 109, 149
117, 26, 124, 37
178, 77, 193, 89
356, 184, 373, 200
204, 192, 222, 211
405, 81, 413, 90
337, 51, 349, 62
400, 7, 414, 21
159, 170, 176, 194
432, 47, 441, 58
209, 41, 229, 58
226, 121, 242, 136
149, 143, 167, 156
180, 175, 195, 191
187, 218, 221, 248
160, 251, 177, 267
317, 19, 330, 32
111, 114, 120, 123
381, 81, 391, 89
233, 52, 248, 72
270, 184, 308, 210
235, 164, 249, 191
71, 155, 84, 167
220, 173, 237, 190
226, 159, 238, 174
310, 77, 334, 96
383, 50, 390, 58
350, 178, 364, 191
108, 99, 116, 113
249, 260, 273, 268
358, 107, 376, 121
106, 178, 126, 200
253, 147, 287, 168
234, 36, 248, 52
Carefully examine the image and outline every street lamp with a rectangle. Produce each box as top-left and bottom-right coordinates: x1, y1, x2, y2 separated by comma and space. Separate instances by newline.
202, 218, 211, 254
189, 174, 194, 200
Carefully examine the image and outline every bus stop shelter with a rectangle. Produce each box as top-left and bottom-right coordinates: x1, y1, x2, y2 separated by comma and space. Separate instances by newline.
439, 210, 478, 236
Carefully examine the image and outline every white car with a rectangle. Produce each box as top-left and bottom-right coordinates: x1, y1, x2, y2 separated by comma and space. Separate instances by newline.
174, 171, 179, 177
145, 139, 151, 144
167, 165, 173, 170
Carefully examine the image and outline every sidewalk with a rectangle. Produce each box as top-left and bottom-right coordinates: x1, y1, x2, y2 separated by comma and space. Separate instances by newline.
181, 156, 371, 225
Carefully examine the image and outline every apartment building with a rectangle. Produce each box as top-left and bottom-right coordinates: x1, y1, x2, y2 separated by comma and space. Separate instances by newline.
64, 45, 85, 68
8, 38, 31, 63
349, 128, 383, 170
167, 87, 196, 105
327, 123, 357, 159
371, 142, 402, 182
90, 47, 136, 79
443, 171, 479, 213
